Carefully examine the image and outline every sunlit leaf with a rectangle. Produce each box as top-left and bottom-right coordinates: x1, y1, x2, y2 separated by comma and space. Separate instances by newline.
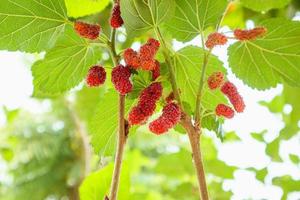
228, 19, 300, 90
0, 0, 68, 52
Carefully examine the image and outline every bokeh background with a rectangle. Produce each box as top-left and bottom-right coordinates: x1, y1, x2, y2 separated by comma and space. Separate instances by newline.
1, 1, 300, 200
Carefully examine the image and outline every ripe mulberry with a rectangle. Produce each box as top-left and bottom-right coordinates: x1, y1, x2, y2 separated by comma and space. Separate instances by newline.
128, 82, 163, 125
205, 33, 228, 49
124, 48, 140, 69
215, 104, 234, 119
140, 38, 160, 58
149, 102, 181, 135
207, 72, 224, 90
234, 27, 267, 41
111, 65, 133, 95
86, 65, 106, 87
74, 21, 100, 40
110, 3, 124, 28
151, 60, 160, 80
139, 38, 160, 70
221, 81, 245, 113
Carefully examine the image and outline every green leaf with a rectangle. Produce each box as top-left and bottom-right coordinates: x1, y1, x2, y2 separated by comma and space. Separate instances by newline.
273, 176, 300, 200
173, 46, 227, 111
79, 163, 130, 200
32, 26, 102, 97
128, 70, 152, 99
0, 0, 68, 52
120, 0, 175, 36
89, 90, 136, 156
240, 0, 291, 12
155, 150, 194, 177
266, 138, 282, 162
251, 130, 267, 142
248, 167, 268, 182
289, 154, 300, 164
223, 131, 241, 142
65, 0, 110, 18
259, 95, 284, 113
228, 19, 300, 90
164, 0, 228, 41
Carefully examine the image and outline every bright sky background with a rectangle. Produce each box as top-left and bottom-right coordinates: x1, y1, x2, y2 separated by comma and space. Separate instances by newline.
1, 19, 300, 199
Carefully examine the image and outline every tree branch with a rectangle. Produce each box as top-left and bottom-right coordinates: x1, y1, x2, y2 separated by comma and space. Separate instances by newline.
181, 115, 209, 200
154, 27, 209, 200
107, 28, 127, 200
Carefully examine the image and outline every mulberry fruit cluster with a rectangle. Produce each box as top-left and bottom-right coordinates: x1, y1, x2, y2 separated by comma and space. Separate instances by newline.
128, 82, 163, 125
234, 27, 267, 41
74, 21, 101, 40
149, 102, 181, 135
207, 71, 224, 90
110, 3, 124, 28
221, 81, 245, 113
86, 65, 106, 87
111, 65, 133, 95
205, 32, 228, 49
208, 72, 245, 119
124, 38, 160, 71
215, 104, 234, 119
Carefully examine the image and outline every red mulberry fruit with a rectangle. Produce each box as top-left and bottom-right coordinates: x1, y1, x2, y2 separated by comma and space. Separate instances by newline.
111, 65, 133, 95
139, 39, 160, 71
205, 33, 228, 49
140, 59, 157, 70
86, 65, 106, 87
151, 60, 160, 80
124, 48, 140, 69
234, 27, 267, 41
128, 82, 163, 125
149, 102, 181, 135
207, 71, 224, 90
221, 81, 245, 113
74, 21, 100, 40
215, 104, 234, 119
139, 82, 163, 104
140, 38, 160, 60
110, 3, 124, 28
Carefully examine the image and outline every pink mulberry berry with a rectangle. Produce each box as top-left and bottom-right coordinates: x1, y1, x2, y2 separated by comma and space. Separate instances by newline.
139, 38, 160, 70
74, 21, 100, 40
215, 104, 234, 119
140, 38, 160, 58
207, 71, 224, 90
221, 81, 245, 113
110, 3, 124, 28
205, 33, 228, 49
124, 48, 140, 69
111, 65, 133, 95
128, 82, 163, 125
86, 65, 106, 87
149, 102, 181, 135
234, 27, 267, 41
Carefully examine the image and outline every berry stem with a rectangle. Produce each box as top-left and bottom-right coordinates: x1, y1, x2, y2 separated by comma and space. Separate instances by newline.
194, 1, 231, 126
154, 27, 182, 108
108, 28, 127, 200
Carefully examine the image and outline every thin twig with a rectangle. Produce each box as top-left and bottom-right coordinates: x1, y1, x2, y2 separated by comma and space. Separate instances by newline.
108, 28, 127, 200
